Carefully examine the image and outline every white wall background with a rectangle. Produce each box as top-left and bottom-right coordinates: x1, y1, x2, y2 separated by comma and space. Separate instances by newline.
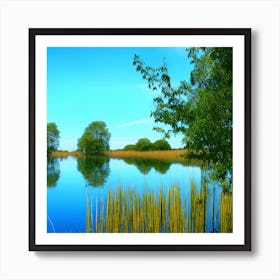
0, 0, 279, 279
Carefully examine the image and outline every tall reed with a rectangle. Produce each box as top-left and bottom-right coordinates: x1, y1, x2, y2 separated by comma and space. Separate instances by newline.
85, 183, 232, 233
220, 191, 233, 232
188, 181, 207, 232
85, 188, 91, 233
105, 150, 190, 164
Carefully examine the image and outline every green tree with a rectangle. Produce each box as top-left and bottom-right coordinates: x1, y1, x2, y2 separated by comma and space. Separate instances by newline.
135, 138, 153, 151
133, 47, 232, 185
77, 121, 110, 156
47, 122, 60, 155
153, 139, 171, 150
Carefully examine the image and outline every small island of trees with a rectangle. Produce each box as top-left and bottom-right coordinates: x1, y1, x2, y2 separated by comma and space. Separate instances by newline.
123, 138, 171, 151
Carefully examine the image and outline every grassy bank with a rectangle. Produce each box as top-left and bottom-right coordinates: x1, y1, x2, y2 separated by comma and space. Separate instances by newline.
86, 183, 233, 233
51, 149, 188, 160
105, 149, 191, 164
51, 149, 203, 165
51, 151, 83, 157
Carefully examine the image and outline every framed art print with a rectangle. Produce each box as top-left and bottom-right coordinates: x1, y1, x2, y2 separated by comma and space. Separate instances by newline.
29, 28, 251, 251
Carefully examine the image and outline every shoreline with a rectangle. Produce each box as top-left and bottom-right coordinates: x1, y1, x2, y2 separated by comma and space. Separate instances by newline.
50, 149, 203, 165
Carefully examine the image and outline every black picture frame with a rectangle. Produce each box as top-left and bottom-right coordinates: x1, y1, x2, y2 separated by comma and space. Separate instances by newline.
29, 28, 251, 251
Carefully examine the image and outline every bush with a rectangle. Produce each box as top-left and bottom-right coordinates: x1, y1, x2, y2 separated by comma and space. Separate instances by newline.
153, 139, 171, 150
123, 144, 136, 150
135, 138, 153, 151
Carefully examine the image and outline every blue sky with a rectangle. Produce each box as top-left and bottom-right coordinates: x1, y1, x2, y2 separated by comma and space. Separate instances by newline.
47, 47, 193, 151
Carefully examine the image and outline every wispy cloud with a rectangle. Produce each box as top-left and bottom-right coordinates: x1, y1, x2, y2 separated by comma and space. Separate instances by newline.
85, 83, 148, 92
114, 117, 152, 128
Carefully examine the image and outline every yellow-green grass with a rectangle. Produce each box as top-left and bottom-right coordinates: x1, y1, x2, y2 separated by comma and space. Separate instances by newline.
189, 181, 207, 233
85, 183, 233, 233
220, 191, 233, 232
51, 151, 83, 157
51, 150, 187, 159
51, 149, 202, 165
105, 149, 195, 164
86, 185, 186, 233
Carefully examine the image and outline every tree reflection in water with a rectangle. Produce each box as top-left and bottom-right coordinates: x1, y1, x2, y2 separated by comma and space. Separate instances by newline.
123, 157, 171, 175
47, 156, 60, 187
77, 156, 110, 187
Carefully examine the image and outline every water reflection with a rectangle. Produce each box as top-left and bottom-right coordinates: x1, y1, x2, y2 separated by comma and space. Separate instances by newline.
47, 156, 230, 233
123, 157, 171, 174
47, 156, 60, 187
77, 156, 110, 187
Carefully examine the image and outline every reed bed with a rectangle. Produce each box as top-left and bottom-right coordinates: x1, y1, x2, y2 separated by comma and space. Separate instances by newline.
86, 185, 187, 233
105, 149, 189, 164
220, 191, 233, 232
85, 183, 233, 233
189, 181, 207, 233
51, 150, 187, 160
51, 149, 201, 165
51, 151, 83, 157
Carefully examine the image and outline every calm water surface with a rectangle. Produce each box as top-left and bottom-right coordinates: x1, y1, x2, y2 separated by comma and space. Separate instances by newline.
47, 156, 222, 233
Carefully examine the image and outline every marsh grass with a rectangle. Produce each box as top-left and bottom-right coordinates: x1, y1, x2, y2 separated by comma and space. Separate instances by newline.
51, 149, 202, 166
220, 191, 233, 232
189, 181, 207, 233
85, 189, 91, 233
51, 149, 188, 161
85, 183, 233, 233
51, 151, 83, 157
105, 149, 189, 164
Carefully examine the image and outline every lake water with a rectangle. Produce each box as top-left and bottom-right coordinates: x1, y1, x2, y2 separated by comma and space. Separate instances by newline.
47, 156, 222, 233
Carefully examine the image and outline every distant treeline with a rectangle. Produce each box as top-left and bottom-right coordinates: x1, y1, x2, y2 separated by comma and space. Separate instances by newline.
123, 138, 171, 151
